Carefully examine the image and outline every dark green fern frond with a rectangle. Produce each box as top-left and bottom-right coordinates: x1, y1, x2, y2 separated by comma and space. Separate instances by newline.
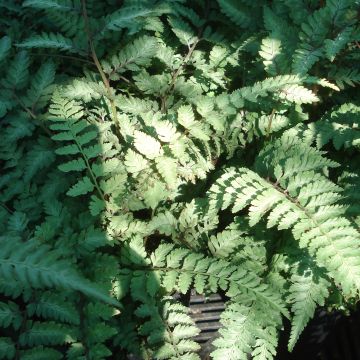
102, 36, 158, 80
19, 321, 76, 347
0, 338, 15, 359
2, 50, 29, 90
329, 67, 360, 89
26, 292, 80, 325
20, 346, 62, 360
0, 300, 22, 330
0, 36, 11, 63
22, 60, 56, 110
17, 32, 82, 54
217, 0, 254, 29
22, 0, 76, 11
0, 238, 119, 306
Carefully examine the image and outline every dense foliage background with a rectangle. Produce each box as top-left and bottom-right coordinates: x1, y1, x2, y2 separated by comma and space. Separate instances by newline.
1, 0, 360, 359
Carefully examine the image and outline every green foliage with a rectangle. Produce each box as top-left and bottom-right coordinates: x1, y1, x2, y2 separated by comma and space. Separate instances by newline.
1, 0, 359, 359
212, 301, 280, 360
0, 238, 119, 306
17, 32, 81, 53
136, 297, 201, 359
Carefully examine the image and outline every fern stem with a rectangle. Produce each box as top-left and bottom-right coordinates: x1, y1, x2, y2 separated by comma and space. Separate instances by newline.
161, 38, 200, 113
266, 108, 276, 138
81, 0, 120, 135
72, 135, 107, 204
269, 178, 349, 266
164, 318, 182, 358
160, 1, 210, 113
0, 201, 13, 214
78, 294, 91, 360
134, 266, 288, 317
15, 309, 28, 360
29, 52, 96, 66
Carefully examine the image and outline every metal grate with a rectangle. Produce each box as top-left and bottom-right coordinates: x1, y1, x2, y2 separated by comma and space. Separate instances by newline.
188, 292, 224, 358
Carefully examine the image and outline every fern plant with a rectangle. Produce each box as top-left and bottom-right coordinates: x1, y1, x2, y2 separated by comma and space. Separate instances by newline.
0, 0, 360, 359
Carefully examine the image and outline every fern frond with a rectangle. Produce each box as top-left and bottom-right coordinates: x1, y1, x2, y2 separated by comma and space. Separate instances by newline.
137, 297, 201, 360
102, 5, 166, 34
178, 105, 211, 141
0, 238, 119, 306
2, 1, 360, 358
209, 148, 360, 296
0, 36, 11, 63
133, 130, 163, 159
287, 267, 330, 351
171, 3, 204, 28
259, 37, 282, 76
0, 338, 15, 360
23, 60, 55, 109
324, 26, 354, 62
64, 78, 105, 103
291, 5, 329, 75
254, 134, 339, 177
304, 76, 340, 91
208, 228, 247, 259
212, 302, 279, 360
134, 70, 171, 96
19, 321, 75, 346
149, 211, 177, 237
6, 211, 29, 233
306, 103, 360, 150
292, 47, 323, 76
263, 6, 297, 55
292, 0, 355, 74
24, 139, 56, 181
20, 346, 62, 360
124, 149, 149, 175
67, 176, 94, 196
329, 67, 360, 89
48, 94, 108, 206
278, 84, 319, 104
17, 32, 81, 54
143, 182, 168, 209
217, 0, 252, 28
155, 156, 178, 189
0, 301, 22, 329
244, 112, 292, 139
22, 0, 74, 11
102, 36, 158, 80
2, 50, 29, 90
27, 292, 80, 325
167, 15, 197, 46
121, 240, 289, 317
39, 7, 84, 38
231, 75, 318, 106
